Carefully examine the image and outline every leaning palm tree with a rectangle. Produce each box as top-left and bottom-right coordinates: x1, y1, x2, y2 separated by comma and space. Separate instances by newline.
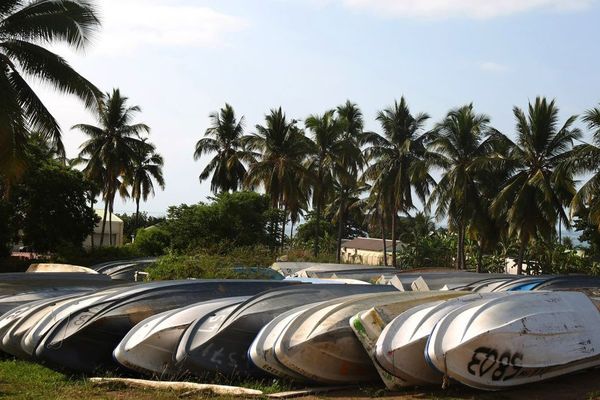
194, 104, 250, 193
362, 98, 435, 268
244, 108, 312, 248
427, 104, 496, 270
127, 139, 165, 227
74, 89, 149, 246
570, 104, 600, 228
305, 110, 362, 257
491, 97, 579, 274
0, 0, 102, 190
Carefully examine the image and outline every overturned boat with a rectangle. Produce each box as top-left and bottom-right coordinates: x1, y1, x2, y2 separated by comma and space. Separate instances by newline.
113, 296, 251, 376
176, 284, 396, 378
249, 304, 320, 382
373, 293, 508, 388
426, 291, 600, 390
36, 280, 302, 372
274, 291, 464, 384
0, 293, 90, 358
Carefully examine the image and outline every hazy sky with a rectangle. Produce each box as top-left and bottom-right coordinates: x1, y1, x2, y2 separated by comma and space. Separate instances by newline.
36, 0, 600, 216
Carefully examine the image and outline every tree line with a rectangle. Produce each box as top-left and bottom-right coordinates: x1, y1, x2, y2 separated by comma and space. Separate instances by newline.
195, 98, 600, 273
0, 1, 165, 252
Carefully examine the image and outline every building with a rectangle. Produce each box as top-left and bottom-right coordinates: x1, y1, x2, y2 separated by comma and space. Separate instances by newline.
82, 209, 124, 249
340, 237, 402, 266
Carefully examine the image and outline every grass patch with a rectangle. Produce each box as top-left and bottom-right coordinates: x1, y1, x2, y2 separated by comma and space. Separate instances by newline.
0, 358, 291, 400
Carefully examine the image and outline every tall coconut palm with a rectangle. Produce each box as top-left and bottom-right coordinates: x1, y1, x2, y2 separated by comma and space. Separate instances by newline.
305, 110, 362, 257
491, 97, 579, 274
328, 174, 368, 262
466, 134, 513, 272
244, 108, 312, 248
570, 104, 600, 228
362, 98, 435, 268
74, 89, 148, 247
364, 188, 391, 266
0, 0, 102, 190
194, 104, 250, 193
127, 139, 165, 227
427, 104, 497, 270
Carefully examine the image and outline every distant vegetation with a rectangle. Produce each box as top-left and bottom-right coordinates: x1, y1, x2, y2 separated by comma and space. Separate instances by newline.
189, 99, 600, 275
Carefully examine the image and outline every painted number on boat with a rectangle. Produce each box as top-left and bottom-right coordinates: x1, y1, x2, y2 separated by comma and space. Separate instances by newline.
467, 347, 523, 381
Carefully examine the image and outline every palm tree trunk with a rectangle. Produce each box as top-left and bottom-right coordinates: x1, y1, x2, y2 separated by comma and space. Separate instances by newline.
380, 209, 387, 266
391, 208, 397, 269
516, 238, 526, 275
109, 201, 113, 247
476, 242, 483, 273
460, 223, 466, 269
313, 195, 321, 258
290, 219, 295, 243
336, 200, 345, 264
90, 192, 95, 250
455, 222, 466, 270
135, 196, 141, 234
280, 205, 287, 252
99, 197, 109, 247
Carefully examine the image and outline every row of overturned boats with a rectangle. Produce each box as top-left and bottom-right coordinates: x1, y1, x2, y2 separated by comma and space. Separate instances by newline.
0, 260, 599, 391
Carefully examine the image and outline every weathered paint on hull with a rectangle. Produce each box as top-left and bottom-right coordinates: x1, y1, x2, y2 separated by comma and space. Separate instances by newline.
274, 292, 466, 384
426, 291, 600, 390
177, 285, 396, 378
114, 297, 250, 376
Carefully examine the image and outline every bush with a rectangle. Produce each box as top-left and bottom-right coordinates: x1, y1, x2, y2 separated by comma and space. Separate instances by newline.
53, 244, 142, 267
164, 191, 273, 252
0, 200, 13, 257
147, 245, 277, 280
283, 248, 337, 263
396, 230, 455, 269
134, 227, 170, 256
12, 160, 97, 253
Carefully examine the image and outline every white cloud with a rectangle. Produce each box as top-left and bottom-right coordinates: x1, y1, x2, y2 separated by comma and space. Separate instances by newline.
334, 0, 593, 19
480, 61, 509, 72
91, 0, 249, 55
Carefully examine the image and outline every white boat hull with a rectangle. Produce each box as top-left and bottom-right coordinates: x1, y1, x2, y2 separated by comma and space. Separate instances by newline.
426, 291, 600, 390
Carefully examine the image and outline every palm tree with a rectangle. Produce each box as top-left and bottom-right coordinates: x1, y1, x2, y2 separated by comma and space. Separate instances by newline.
362, 98, 435, 268
0, 0, 102, 189
570, 104, 600, 228
332, 101, 368, 262
194, 104, 250, 193
74, 89, 149, 247
244, 108, 312, 248
427, 104, 496, 270
364, 189, 391, 266
491, 97, 579, 274
127, 139, 165, 228
328, 174, 368, 262
305, 110, 362, 257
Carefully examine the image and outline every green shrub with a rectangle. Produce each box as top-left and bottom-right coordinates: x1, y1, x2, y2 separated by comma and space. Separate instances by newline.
53, 244, 142, 267
165, 191, 272, 252
284, 247, 337, 263
147, 245, 277, 280
134, 227, 170, 256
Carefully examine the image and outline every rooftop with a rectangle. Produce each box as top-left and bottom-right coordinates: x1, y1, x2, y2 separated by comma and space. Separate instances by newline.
342, 237, 400, 252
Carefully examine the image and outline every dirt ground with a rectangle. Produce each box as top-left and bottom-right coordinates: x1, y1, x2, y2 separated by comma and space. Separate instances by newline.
299, 369, 600, 400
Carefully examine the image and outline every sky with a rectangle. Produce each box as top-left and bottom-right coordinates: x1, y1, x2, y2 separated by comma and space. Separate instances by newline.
35, 0, 600, 217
